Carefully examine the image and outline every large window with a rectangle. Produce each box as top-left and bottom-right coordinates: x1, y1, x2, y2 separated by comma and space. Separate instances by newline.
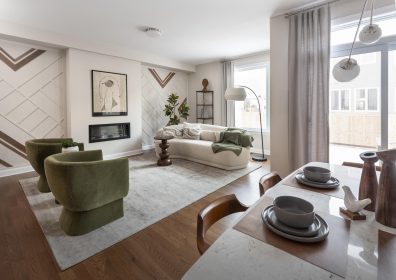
233, 63, 269, 130
329, 11, 396, 164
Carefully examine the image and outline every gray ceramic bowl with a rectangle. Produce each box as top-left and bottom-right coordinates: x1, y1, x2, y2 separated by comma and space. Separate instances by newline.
303, 166, 331, 183
273, 196, 315, 229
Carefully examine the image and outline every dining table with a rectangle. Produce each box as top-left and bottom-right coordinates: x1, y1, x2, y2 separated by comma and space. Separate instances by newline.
182, 162, 396, 280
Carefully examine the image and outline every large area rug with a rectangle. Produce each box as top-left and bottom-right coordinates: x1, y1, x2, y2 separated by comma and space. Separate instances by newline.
19, 153, 261, 270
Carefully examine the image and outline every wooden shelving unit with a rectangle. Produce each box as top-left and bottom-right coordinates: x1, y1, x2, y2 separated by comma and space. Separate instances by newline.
196, 90, 213, 124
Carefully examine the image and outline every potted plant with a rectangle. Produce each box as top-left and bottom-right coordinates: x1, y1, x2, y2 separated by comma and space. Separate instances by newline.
61, 140, 79, 153
163, 93, 189, 125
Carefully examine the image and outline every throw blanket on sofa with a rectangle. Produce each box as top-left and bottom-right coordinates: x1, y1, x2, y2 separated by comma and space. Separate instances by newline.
212, 128, 254, 156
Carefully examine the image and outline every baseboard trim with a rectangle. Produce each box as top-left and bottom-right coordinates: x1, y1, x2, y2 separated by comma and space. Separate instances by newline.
250, 148, 271, 156
142, 144, 154, 151
0, 149, 144, 177
103, 149, 143, 160
0, 165, 34, 178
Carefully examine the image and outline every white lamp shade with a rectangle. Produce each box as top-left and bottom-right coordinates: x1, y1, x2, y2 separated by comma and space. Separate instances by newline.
359, 24, 382, 44
332, 58, 360, 82
225, 87, 247, 101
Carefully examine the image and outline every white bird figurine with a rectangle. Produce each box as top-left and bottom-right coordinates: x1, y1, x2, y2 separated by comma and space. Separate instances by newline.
342, 185, 372, 213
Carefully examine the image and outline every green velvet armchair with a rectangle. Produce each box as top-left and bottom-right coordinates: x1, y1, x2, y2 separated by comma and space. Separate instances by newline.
25, 138, 84, 192
44, 150, 129, 236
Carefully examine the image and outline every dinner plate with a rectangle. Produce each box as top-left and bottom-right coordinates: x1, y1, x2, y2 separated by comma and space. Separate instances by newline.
295, 172, 340, 189
266, 206, 321, 237
261, 206, 329, 243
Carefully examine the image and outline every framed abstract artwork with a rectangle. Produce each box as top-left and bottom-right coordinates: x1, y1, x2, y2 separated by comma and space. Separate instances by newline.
91, 70, 128, 116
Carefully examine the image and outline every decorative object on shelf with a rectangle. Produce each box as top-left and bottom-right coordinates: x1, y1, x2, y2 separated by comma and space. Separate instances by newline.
202, 78, 209, 91
92, 70, 127, 116
154, 135, 174, 166
358, 151, 378, 211
359, 0, 382, 44
342, 185, 371, 213
375, 149, 396, 228
148, 68, 175, 88
61, 139, 80, 153
196, 90, 213, 124
164, 93, 189, 125
225, 86, 266, 161
332, 0, 381, 82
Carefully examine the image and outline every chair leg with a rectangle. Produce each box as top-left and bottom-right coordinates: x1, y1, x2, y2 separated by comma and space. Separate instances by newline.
37, 176, 51, 193
59, 199, 124, 236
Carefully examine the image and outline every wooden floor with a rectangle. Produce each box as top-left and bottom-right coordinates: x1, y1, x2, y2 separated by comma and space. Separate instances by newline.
0, 157, 270, 280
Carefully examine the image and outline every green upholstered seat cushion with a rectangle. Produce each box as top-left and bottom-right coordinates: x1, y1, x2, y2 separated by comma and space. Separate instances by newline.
44, 150, 129, 212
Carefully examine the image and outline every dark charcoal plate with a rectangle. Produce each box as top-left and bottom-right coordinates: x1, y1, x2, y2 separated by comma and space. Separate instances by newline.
262, 206, 329, 243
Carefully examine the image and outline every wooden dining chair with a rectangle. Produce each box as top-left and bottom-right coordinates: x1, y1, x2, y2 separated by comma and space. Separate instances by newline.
197, 194, 248, 255
342, 161, 382, 172
259, 172, 282, 197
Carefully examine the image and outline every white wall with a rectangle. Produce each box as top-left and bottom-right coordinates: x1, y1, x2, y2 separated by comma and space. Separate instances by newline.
269, 0, 395, 177
270, 15, 290, 177
188, 62, 224, 125
66, 48, 142, 157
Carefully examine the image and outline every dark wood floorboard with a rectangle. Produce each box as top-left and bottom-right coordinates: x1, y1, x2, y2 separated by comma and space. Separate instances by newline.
0, 158, 270, 280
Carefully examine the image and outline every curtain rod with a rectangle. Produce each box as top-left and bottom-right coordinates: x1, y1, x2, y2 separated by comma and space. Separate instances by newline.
284, 0, 341, 18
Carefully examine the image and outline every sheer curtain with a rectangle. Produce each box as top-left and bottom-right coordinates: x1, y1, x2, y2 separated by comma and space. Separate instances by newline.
288, 5, 331, 170
223, 61, 234, 127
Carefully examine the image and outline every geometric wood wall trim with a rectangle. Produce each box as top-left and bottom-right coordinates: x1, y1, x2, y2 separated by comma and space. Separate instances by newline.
178, 97, 187, 113
0, 40, 65, 170
148, 68, 175, 88
0, 47, 46, 71
0, 131, 28, 167
141, 66, 188, 147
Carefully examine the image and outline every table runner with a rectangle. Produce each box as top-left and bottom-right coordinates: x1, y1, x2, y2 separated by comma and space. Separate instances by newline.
234, 196, 351, 278
282, 162, 367, 199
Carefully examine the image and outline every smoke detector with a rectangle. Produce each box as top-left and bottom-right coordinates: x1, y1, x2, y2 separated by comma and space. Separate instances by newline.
145, 27, 162, 38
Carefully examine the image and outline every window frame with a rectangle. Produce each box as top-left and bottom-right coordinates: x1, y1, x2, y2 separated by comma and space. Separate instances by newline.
354, 87, 380, 113
232, 61, 270, 132
330, 89, 352, 112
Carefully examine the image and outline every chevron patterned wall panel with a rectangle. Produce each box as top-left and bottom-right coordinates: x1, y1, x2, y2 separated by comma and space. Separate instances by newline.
0, 39, 65, 171
141, 66, 188, 147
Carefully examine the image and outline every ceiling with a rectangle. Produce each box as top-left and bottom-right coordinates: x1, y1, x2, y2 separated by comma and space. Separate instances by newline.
0, 0, 319, 66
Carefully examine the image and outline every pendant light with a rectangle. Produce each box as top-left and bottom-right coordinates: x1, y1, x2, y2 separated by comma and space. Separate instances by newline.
359, 0, 382, 44
332, 0, 368, 83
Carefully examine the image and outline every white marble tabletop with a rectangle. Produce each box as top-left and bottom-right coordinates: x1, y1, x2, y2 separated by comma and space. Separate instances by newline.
183, 163, 396, 280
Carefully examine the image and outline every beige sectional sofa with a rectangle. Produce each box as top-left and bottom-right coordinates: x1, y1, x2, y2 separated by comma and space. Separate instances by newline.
154, 123, 250, 170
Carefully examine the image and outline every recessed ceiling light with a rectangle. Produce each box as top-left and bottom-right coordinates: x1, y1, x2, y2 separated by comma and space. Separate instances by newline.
145, 27, 162, 38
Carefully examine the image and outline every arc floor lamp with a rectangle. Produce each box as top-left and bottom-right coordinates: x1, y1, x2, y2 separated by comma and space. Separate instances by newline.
225, 86, 267, 162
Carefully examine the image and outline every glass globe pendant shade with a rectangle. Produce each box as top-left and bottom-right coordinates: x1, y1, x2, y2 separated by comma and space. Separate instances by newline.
359, 24, 382, 44
332, 58, 360, 82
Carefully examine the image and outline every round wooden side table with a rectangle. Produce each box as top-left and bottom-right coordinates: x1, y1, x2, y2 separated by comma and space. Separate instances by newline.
154, 135, 174, 166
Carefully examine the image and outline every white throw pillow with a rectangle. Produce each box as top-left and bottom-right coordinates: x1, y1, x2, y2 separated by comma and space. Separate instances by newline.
182, 127, 200, 140
200, 130, 216, 142
156, 124, 184, 138
200, 124, 227, 132
214, 131, 222, 142
183, 122, 201, 130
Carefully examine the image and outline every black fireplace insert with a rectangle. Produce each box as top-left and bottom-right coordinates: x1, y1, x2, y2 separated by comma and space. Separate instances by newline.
89, 123, 130, 143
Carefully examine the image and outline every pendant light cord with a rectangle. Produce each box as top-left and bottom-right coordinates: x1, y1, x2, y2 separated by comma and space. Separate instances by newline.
348, 0, 369, 61
370, 0, 375, 25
